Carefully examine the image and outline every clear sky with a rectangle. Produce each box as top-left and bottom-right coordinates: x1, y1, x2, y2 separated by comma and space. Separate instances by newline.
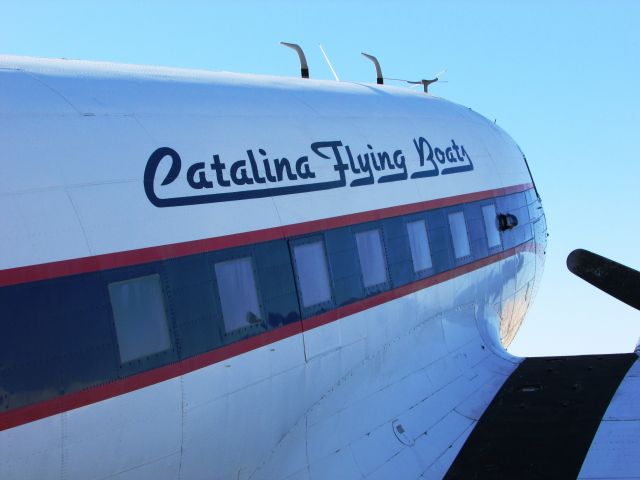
2, 0, 638, 356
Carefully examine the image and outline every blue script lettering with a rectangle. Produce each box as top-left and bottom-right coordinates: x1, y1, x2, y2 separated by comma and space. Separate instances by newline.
143, 136, 474, 207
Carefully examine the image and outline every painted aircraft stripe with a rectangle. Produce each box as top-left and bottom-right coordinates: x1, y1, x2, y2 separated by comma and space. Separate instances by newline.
445, 353, 637, 479
0, 183, 532, 288
0, 239, 536, 432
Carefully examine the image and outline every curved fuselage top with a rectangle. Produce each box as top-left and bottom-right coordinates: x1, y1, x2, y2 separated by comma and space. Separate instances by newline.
0, 55, 532, 272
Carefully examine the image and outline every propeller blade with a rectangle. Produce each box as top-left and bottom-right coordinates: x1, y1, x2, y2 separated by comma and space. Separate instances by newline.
567, 249, 640, 310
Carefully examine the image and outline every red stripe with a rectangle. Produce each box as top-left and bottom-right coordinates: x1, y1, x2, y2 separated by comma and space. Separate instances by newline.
0, 240, 537, 432
0, 183, 532, 287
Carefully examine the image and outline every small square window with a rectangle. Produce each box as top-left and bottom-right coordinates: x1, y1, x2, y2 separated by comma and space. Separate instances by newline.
448, 212, 471, 259
355, 229, 388, 288
214, 257, 262, 333
108, 274, 171, 364
293, 240, 332, 308
482, 204, 501, 248
407, 220, 433, 273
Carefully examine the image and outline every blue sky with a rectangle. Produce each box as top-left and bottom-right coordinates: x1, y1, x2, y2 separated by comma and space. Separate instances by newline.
2, 1, 638, 356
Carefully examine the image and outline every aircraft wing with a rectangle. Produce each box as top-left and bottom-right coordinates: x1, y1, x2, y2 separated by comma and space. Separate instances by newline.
447, 352, 639, 479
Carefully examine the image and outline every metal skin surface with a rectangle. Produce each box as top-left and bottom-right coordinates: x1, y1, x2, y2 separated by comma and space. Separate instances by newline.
578, 359, 640, 478
0, 56, 545, 479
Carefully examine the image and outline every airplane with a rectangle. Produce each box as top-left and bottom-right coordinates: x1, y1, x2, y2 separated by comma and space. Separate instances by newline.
0, 48, 637, 480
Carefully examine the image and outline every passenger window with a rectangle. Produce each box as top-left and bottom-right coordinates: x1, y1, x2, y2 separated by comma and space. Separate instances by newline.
108, 274, 171, 363
214, 257, 262, 333
355, 229, 388, 287
407, 220, 433, 273
448, 212, 471, 259
292, 240, 332, 308
482, 204, 501, 248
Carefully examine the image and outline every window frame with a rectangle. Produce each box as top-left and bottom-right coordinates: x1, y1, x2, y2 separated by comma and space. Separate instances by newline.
352, 224, 391, 296
211, 251, 265, 338
405, 216, 434, 278
103, 266, 178, 375
481, 202, 503, 251
212, 252, 265, 337
447, 210, 472, 262
289, 234, 335, 317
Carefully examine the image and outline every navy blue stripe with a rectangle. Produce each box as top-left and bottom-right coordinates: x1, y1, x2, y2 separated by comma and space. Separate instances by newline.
0, 189, 540, 418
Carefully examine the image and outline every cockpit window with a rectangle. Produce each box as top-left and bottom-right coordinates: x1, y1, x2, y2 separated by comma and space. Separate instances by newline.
214, 257, 262, 333
448, 211, 471, 259
108, 274, 171, 363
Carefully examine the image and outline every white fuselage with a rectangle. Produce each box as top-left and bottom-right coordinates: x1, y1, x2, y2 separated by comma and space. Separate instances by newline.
0, 56, 545, 479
